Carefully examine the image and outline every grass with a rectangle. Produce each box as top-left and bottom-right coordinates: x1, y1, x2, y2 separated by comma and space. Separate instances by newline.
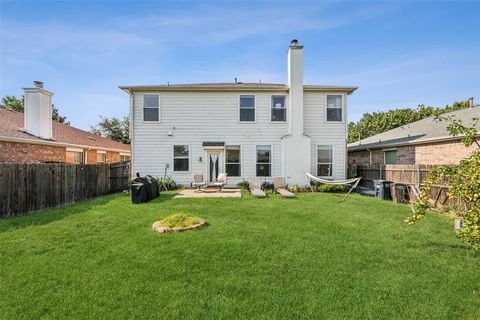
0, 192, 479, 319
160, 213, 201, 228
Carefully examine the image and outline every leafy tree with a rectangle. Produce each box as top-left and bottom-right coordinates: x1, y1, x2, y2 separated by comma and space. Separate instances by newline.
348, 100, 471, 143
406, 115, 479, 249
0, 95, 70, 125
90, 116, 130, 144
0, 95, 23, 112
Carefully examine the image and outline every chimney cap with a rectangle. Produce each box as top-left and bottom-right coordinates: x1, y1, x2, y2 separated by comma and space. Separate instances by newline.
289, 39, 303, 49
33, 81, 44, 89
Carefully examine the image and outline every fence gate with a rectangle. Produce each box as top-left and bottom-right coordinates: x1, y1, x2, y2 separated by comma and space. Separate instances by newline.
109, 161, 130, 192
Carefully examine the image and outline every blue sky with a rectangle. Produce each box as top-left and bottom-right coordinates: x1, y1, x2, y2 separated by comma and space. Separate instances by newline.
1, 1, 479, 130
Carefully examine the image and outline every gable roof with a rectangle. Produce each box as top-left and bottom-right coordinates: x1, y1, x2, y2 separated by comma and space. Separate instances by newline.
348, 107, 480, 151
0, 108, 130, 152
119, 82, 358, 94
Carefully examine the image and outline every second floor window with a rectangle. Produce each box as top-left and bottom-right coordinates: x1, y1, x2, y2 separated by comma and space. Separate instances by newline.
239, 95, 255, 122
225, 145, 241, 177
326, 95, 342, 122
143, 94, 159, 121
271, 95, 286, 122
173, 145, 189, 172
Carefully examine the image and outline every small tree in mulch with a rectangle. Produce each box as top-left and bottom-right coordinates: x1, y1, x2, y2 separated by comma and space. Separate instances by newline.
406, 115, 479, 249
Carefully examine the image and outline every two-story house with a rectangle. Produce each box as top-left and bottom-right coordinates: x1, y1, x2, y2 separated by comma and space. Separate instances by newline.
120, 40, 357, 187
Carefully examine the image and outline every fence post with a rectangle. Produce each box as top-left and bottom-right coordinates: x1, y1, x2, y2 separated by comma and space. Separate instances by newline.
415, 164, 420, 188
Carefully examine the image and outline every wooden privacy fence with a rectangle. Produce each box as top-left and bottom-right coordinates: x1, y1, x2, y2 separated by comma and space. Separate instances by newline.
356, 164, 465, 208
0, 162, 130, 218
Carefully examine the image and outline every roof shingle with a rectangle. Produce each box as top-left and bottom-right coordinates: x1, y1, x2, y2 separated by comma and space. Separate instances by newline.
348, 107, 480, 151
0, 108, 130, 152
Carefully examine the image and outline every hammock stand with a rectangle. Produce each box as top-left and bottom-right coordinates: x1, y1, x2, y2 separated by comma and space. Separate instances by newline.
304, 172, 362, 202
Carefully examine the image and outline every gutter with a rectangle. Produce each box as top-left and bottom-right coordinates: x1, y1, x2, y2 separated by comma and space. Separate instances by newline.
0, 135, 131, 154
347, 134, 480, 152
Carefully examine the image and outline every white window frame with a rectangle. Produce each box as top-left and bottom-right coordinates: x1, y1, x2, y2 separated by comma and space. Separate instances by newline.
238, 94, 256, 123
225, 145, 242, 177
96, 150, 107, 163
256, 145, 272, 177
143, 94, 160, 122
173, 145, 190, 173
325, 94, 344, 123
270, 95, 287, 123
316, 145, 334, 177
120, 154, 131, 162
66, 147, 84, 164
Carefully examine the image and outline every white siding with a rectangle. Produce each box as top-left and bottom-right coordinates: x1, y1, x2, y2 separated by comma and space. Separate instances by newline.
132, 90, 348, 186
132, 91, 289, 186
304, 92, 347, 179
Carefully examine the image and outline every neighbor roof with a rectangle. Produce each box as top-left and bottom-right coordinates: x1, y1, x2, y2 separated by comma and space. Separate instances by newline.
0, 108, 130, 152
119, 82, 358, 94
348, 107, 480, 151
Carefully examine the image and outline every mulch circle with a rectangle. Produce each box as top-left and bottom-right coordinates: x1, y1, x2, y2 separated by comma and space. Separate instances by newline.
152, 219, 206, 233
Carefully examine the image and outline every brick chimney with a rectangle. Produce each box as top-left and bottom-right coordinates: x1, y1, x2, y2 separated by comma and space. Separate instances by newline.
23, 81, 54, 139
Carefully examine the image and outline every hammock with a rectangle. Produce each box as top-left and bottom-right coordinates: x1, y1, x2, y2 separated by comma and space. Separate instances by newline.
304, 172, 362, 202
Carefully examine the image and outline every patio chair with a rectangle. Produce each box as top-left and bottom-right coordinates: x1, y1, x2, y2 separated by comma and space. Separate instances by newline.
192, 174, 206, 192
211, 173, 228, 191
273, 177, 295, 198
249, 177, 266, 198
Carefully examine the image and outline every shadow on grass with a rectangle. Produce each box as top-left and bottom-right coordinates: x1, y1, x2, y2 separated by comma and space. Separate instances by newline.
148, 192, 178, 203
0, 193, 119, 233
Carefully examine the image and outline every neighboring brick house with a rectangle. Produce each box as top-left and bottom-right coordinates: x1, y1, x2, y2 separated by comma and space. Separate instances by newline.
348, 107, 480, 166
0, 82, 130, 164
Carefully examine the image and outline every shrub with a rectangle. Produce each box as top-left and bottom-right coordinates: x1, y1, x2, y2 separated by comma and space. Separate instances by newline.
160, 213, 201, 228
237, 180, 250, 190
157, 176, 178, 191
310, 181, 348, 193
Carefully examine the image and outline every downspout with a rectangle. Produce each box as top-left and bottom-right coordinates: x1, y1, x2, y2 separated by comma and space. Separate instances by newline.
367, 148, 372, 166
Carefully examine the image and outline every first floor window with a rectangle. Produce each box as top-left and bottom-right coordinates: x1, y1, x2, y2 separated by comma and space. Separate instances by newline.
384, 150, 397, 165
317, 145, 333, 176
120, 154, 131, 162
66, 150, 84, 164
97, 152, 107, 163
173, 145, 189, 171
326, 95, 342, 122
239, 95, 255, 122
256, 145, 271, 177
271, 95, 286, 122
225, 145, 241, 177
143, 94, 159, 121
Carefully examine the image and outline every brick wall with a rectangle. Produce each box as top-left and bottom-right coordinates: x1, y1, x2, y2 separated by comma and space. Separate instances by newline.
349, 139, 477, 165
0, 141, 66, 163
106, 151, 120, 163
415, 140, 477, 164
85, 149, 97, 164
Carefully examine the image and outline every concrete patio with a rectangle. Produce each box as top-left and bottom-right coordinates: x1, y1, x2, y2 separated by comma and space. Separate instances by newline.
173, 188, 242, 198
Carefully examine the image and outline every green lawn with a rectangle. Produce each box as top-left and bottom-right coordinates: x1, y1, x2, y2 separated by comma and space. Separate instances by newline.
0, 192, 479, 319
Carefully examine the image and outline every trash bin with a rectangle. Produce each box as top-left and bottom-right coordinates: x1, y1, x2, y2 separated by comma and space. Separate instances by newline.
146, 175, 159, 198
373, 180, 392, 200
133, 177, 152, 200
130, 183, 149, 204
